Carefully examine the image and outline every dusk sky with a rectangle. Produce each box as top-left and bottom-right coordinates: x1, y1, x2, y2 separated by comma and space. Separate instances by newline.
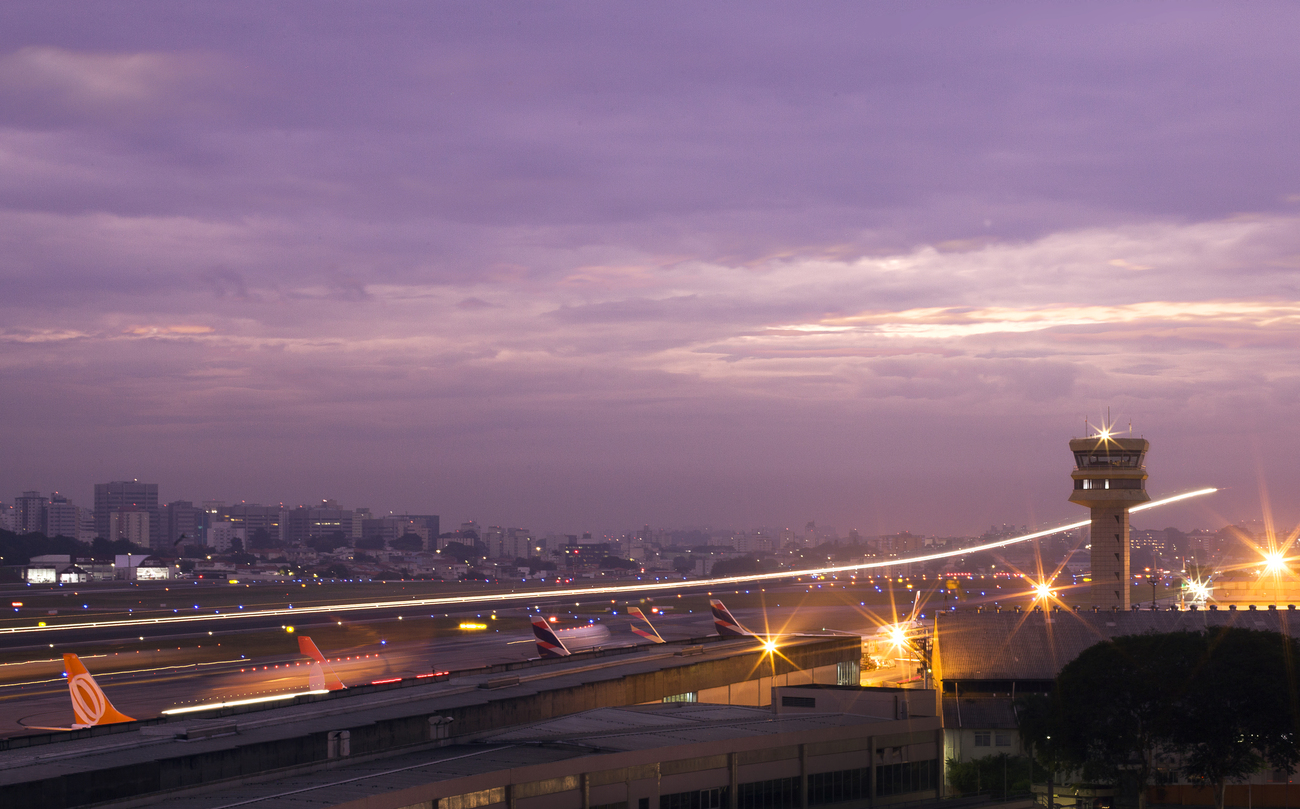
2, 4, 1298, 537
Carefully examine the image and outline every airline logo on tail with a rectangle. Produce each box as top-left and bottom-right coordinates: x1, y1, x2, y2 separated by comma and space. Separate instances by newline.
710, 599, 753, 637
532, 617, 572, 658
30, 654, 135, 731
628, 607, 665, 643
299, 637, 347, 691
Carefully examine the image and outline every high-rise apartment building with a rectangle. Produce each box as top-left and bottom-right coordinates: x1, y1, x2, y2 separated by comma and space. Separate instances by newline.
15, 491, 48, 535
221, 504, 284, 546
283, 501, 363, 544
95, 481, 160, 546
109, 507, 151, 547
45, 493, 79, 539
162, 501, 204, 548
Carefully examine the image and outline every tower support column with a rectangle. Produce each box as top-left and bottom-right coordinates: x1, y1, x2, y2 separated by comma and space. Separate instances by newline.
1090, 506, 1131, 609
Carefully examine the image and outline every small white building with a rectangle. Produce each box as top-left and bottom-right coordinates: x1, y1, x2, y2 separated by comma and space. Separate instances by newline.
115, 554, 171, 580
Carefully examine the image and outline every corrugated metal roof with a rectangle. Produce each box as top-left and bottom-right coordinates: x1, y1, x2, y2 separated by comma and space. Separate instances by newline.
483, 704, 879, 751
936, 607, 1300, 683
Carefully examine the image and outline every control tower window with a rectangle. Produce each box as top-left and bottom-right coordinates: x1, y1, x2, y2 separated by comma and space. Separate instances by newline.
1075, 452, 1142, 469
1076, 479, 1144, 490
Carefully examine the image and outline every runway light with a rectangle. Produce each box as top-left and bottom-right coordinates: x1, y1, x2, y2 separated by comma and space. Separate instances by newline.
1033, 582, 1053, 600
286, 626, 295, 633
1264, 551, 1288, 576
762, 640, 777, 653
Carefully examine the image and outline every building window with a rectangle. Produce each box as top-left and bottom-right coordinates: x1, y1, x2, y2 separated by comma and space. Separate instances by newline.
808, 767, 868, 805
662, 788, 727, 809
974, 731, 991, 747
995, 733, 1012, 747
662, 692, 697, 703
737, 777, 800, 809
875, 760, 937, 797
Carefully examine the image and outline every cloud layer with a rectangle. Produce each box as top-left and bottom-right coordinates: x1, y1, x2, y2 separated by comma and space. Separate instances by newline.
2, 4, 1298, 534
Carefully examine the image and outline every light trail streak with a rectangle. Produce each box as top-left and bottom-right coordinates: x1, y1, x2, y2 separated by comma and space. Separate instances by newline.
0, 658, 246, 689
0, 488, 1216, 638
161, 689, 329, 715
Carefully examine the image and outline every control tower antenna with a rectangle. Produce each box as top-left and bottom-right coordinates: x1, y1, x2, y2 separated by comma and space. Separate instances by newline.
1069, 422, 1150, 609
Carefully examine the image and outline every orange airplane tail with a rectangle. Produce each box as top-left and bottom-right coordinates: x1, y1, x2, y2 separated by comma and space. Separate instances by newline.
299, 636, 346, 690
64, 654, 135, 727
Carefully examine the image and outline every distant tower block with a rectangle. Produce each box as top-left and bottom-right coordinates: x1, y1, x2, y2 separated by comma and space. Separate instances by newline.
1069, 434, 1150, 609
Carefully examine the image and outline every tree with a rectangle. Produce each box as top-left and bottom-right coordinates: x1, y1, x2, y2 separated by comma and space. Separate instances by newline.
599, 556, 637, 569
1173, 628, 1300, 809
391, 533, 425, 551
355, 536, 385, 550
1017, 693, 1077, 809
672, 555, 693, 573
306, 532, 348, 552
322, 563, 349, 578
441, 542, 477, 563
249, 527, 283, 548
1055, 632, 1201, 809
945, 754, 1032, 798
1053, 629, 1300, 809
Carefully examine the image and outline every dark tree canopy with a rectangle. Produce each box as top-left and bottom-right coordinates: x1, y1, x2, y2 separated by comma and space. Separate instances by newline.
305, 532, 348, 552
390, 533, 425, 551
1054, 628, 1300, 809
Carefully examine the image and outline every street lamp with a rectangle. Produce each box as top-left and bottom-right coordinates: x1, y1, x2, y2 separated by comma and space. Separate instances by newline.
1147, 575, 1158, 608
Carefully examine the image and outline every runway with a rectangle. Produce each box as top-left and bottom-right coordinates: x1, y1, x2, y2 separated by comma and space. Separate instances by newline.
0, 600, 895, 737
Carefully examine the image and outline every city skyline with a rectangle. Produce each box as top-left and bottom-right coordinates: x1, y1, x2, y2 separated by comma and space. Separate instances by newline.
2, 5, 1298, 535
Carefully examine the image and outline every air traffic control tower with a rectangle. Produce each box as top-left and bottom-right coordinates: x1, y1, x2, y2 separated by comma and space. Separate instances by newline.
1069, 433, 1150, 608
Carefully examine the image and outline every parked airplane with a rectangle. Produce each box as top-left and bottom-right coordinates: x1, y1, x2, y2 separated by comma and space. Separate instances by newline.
628, 607, 665, 643
298, 636, 346, 691
28, 653, 135, 731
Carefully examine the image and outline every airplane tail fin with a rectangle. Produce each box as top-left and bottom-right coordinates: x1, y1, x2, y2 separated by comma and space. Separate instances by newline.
709, 599, 752, 637
64, 654, 135, 727
299, 636, 346, 691
532, 617, 572, 658
628, 607, 665, 643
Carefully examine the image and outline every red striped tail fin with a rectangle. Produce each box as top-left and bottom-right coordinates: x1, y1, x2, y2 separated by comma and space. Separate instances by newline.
628, 607, 665, 643
709, 599, 752, 637
532, 617, 572, 658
